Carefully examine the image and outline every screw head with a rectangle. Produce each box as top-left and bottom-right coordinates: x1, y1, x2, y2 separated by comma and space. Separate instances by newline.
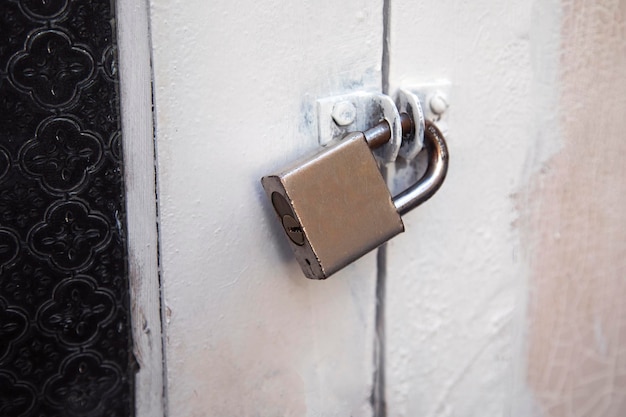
331, 101, 357, 126
429, 93, 449, 115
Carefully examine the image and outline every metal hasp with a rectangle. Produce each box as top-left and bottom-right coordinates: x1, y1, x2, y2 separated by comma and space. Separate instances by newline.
317, 92, 405, 163
261, 113, 449, 280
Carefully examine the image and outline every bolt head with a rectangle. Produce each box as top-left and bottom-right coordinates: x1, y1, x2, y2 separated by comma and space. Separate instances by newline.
429, 93, 449, 115
331, 101, 357, 126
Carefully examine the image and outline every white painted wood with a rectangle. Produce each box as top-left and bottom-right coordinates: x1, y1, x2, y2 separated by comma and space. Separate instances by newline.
383, 1, 558, 416
116, 1, 164, 416
148, 1, 384, 415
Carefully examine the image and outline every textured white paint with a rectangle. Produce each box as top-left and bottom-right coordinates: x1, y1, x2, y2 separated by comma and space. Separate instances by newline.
116, 1, 164, 415
384, 1, 561, 416
144, 0, 626, 415
149, 1, 383, 415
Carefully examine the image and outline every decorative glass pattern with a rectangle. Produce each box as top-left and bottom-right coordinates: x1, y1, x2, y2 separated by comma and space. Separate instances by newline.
0, 1, 134, 416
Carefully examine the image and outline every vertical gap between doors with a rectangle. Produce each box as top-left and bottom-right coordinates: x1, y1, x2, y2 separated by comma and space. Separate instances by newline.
372, 1, 391, 416
143, 0, 170, 414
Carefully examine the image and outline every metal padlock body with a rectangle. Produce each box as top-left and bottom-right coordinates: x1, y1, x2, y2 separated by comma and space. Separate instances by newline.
262, 132, 404, 279
263, 120, 448, 280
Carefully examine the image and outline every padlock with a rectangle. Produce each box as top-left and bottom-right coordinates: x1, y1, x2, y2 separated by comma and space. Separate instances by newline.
261, 113, 448, 279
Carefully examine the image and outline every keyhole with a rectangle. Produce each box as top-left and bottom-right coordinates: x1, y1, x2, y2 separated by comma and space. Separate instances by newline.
281, 214, 305, 246
271, 192, 305, 246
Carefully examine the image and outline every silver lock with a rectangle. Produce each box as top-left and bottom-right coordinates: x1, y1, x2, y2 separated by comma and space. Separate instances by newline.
261, 113, 448, 279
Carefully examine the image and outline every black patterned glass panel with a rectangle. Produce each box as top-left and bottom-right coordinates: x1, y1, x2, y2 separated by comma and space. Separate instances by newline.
0, 1, 134, 416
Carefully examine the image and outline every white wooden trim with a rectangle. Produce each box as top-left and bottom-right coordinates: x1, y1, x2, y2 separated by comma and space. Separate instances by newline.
115, 1, 164, 416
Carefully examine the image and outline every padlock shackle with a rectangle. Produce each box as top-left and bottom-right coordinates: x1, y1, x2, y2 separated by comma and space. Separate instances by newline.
393, 121, 449, 216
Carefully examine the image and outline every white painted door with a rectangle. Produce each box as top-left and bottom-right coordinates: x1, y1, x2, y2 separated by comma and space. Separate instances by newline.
383, 1, 626, 417
148, 1, 384, 416
129, 0, 626, 416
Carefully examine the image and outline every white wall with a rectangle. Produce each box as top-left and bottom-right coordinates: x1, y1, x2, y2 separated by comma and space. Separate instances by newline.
521, 1, 626, 415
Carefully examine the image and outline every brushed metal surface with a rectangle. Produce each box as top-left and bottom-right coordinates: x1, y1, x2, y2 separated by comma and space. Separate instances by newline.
262, 132, 404, 279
